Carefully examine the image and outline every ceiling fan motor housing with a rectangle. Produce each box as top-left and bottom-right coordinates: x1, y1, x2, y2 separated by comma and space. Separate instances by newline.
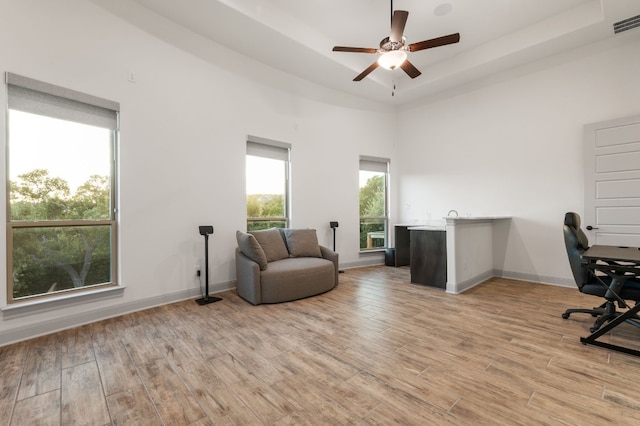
379, 36, 406, 52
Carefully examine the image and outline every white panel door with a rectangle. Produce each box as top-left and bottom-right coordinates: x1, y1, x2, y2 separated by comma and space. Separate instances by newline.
584, 115, 640, 246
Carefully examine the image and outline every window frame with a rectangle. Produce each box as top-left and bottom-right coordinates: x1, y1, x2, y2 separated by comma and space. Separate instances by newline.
359, 155, 390, 252
5, 73, 119, 304
245, 136, 291, 231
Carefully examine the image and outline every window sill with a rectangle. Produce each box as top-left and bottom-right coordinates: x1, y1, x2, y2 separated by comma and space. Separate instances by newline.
1, 285, 126, 318
359, 248, 387, 254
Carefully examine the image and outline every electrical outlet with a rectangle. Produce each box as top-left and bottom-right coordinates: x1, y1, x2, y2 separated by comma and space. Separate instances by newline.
196, 269, 201, 277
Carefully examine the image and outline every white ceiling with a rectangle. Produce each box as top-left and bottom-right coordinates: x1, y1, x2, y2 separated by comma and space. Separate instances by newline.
101, 0, 640, 105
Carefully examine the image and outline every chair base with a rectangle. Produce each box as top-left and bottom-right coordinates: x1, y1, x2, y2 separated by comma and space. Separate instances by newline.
563, 301, 640, 332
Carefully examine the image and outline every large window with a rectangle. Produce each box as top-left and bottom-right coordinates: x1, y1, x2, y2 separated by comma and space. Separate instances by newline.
246, 136, 290, 231
6, 73, 119, 303
359, 156, 389, 251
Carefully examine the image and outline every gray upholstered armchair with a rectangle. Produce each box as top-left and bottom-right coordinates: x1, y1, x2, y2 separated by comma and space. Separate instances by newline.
235, 228, 338, 305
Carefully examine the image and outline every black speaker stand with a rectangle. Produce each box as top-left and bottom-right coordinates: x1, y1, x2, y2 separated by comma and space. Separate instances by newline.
195, 232, 222, 305
330, 222, 345, 274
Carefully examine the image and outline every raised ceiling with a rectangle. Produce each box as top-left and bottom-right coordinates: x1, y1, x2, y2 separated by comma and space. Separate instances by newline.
96, 0, 640, 104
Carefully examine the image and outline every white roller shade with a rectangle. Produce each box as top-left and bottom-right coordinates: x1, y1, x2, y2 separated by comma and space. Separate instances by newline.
247, 135, 290, 161
6, 72, 119, 130
360, 155, 389, 173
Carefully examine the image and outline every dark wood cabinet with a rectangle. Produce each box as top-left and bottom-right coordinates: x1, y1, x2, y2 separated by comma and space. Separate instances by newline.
409, 229, 447, 289
394, 225, 411, 267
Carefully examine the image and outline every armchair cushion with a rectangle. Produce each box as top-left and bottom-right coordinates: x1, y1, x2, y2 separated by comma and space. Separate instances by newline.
250, 228, 289, 262
236, 230, 268, 270
283, 229, 322, 258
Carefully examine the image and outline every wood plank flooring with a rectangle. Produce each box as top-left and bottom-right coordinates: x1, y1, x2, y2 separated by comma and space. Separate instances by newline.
2, 266, 640, 425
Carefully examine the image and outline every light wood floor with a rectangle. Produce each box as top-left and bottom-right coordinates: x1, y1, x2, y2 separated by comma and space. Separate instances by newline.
2, 266, 640, 425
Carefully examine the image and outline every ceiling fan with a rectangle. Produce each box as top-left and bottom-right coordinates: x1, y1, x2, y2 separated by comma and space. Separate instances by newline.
332, 1, 460, 81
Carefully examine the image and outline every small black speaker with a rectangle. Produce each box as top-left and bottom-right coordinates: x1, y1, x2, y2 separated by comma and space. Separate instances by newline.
384, 248, 396, 266
199, 225, 214, 235
330, 221, 339, 229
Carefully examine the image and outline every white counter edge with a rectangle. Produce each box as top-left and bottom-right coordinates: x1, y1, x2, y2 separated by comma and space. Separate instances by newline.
444, 216, 511, 225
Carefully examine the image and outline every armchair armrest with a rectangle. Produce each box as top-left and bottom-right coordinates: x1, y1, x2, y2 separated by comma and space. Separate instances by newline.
320, 245, 339, 285
235, 248, 262, 305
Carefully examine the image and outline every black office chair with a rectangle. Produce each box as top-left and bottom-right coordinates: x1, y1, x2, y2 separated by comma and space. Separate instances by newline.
562, 212, 640, 332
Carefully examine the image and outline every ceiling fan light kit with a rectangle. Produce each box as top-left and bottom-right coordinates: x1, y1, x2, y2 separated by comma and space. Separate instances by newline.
332, 1, 460, 84
377, 50, 407, 70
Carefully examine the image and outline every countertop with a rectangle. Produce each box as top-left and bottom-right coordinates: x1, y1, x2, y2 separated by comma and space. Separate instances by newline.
444, 216, 511, 221
400, 217, 510, 231
407, 225, 446, 231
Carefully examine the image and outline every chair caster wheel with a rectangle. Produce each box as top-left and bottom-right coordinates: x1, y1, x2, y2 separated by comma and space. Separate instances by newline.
562, 313, 570, 319
591, 313, 599, 317
589, 327, 598, 333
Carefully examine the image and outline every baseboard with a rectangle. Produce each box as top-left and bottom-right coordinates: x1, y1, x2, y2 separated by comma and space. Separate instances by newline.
447, 270, 496, 294
0, 280, 235, 347
446, 269, 575, 294
495, 269, 575, 288
340, 258, 385, 270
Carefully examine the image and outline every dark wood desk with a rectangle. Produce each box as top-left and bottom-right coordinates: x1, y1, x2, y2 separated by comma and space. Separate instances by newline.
580, 245, 640, 357
583, 245, 640, 263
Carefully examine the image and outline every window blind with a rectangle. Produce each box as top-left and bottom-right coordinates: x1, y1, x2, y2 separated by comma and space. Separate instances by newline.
247, 135, 290, 161
359, 155, 390, 173
6, 72, 119, 130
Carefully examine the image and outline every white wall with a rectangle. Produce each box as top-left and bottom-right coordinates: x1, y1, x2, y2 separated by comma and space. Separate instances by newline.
0, 0, 395, 344
397, 36, 640, 285
3, 0, 639, 345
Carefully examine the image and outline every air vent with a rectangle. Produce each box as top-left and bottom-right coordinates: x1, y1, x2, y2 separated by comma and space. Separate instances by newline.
613, 15, 640, 34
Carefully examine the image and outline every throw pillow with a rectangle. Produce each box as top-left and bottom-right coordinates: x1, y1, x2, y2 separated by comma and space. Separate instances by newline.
236, 231, 268, 270
250, 228, 290, 262
283, 229, 322, 258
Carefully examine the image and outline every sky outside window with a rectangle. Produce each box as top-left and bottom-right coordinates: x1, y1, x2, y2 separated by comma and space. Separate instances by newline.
246, 155, 285, 195
8, 110, 111, 193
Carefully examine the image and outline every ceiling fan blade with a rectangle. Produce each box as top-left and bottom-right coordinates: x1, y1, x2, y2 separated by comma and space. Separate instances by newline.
400, 60, 421, 79
353, 61, 380, 81
390, 10, 409, 43
408, 33, 460, 52
333, 46, 378, 54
